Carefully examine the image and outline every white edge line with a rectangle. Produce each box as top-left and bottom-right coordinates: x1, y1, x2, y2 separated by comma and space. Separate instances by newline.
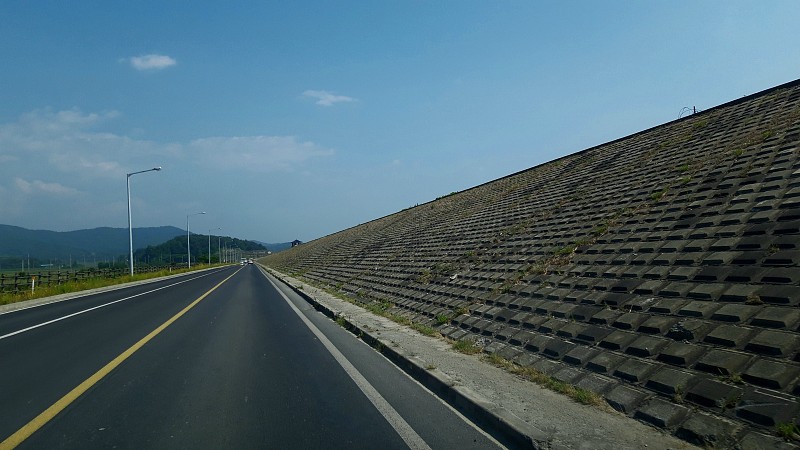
262, 270, 433, 450
263, 269, 507, 450
0, 270, 223, 341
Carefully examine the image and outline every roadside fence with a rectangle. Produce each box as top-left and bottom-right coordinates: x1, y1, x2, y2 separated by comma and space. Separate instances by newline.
0, 264, 188, 293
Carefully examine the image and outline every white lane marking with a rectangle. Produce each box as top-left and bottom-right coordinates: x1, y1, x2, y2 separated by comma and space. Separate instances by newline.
369, 341, 508, 449
0, 270, 225, 341
263, 273, 433, 450
264, 271, 506, 450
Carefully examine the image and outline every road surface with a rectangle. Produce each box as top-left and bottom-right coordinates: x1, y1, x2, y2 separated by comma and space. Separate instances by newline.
0, 265, 503, 449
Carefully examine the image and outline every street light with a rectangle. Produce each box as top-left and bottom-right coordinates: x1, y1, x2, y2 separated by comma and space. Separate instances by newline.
127, 166, 161, 276
209, 227, 221, 265
187, 211, 206, 268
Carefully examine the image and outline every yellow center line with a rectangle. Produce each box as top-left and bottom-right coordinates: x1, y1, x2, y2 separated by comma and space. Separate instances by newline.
0, 267, 242, 450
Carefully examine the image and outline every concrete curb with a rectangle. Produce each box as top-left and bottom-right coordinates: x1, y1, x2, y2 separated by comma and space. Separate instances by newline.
265, 267, 550, 450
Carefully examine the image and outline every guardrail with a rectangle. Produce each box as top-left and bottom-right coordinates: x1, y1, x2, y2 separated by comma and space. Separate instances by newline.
0, 264, 187, 293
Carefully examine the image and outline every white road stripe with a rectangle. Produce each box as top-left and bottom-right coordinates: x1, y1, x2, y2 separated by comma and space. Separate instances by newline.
264, 272, 433, 450
0, 270, 221, 341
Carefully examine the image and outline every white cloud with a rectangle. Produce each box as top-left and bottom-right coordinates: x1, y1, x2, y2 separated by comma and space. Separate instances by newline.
49, 153, 124, 176
128, 54, 177, 71
1, 108, 333, 180
10, 107, 118, 136
0, 107, 344, 234
0, 108, 148, 178
302, 90, 357, 107
14, 178, 79, 196
189, 135, 334, 172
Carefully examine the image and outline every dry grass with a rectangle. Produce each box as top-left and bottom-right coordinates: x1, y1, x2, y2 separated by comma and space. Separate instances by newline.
483, 353, 606, 408
0, 266, 205, 306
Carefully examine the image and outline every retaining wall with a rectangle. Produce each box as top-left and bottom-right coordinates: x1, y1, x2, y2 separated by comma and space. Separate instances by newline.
263, 79, 800, 447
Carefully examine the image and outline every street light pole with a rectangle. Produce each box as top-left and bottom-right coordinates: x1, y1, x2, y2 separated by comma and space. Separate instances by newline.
187, 211, 206, 268
208, 227, 220, 265
127, 166, 161, 276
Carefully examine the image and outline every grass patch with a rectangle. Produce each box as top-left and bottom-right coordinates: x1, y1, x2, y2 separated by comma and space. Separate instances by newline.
416, 268, 434, 284
650, 188, 669, 202
411, 323, 439, 337
483, 354, 605, 408
452, 339, 482, 355
717, 372, 744, 384
672, 386, 685, 404
388, 313, 412, 326
776, 422, 800, 441
0, 266, 203, 306
416, 262, 458, 284
485, 352, 508, 367
454, 306, 471, 316
365, 300, 393, 315
552, 245, 577, 257
300, 281, 442, 339
591, 225, 608, 236
745, 294, 763, 306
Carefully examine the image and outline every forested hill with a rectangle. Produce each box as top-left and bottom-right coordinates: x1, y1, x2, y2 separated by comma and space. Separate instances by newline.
0, 224, 183, 259
133, 235, 267, 264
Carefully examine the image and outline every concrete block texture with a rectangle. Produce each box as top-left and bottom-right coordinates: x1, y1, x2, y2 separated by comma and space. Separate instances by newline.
264, 79, 800, 447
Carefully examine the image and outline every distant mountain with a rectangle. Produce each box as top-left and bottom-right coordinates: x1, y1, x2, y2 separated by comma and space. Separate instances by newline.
0, 224, 184, 260
256, 241, 293, 253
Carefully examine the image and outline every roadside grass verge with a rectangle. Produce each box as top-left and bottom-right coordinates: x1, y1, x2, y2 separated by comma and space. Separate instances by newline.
452, 339, 482, 355
314, 283, 443, 339
0, 266, 214, 306
482, 352, 606, 408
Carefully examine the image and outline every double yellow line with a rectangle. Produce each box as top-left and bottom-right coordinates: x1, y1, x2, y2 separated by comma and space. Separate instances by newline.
0, 269, 240, 449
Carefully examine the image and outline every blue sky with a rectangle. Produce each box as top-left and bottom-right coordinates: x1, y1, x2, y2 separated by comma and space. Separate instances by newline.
1, 1, 799, 244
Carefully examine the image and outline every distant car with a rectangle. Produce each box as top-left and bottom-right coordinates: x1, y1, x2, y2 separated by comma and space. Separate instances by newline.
247, 259, 254, 264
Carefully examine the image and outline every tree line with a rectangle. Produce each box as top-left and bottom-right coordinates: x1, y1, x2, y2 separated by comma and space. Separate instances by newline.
133, 235, 267, 265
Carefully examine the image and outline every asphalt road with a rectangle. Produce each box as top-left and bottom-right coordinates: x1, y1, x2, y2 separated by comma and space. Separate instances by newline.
0, 265, 503, 449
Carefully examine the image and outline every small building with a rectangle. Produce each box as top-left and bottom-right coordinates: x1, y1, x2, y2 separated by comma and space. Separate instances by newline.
291, 239, 303, 247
